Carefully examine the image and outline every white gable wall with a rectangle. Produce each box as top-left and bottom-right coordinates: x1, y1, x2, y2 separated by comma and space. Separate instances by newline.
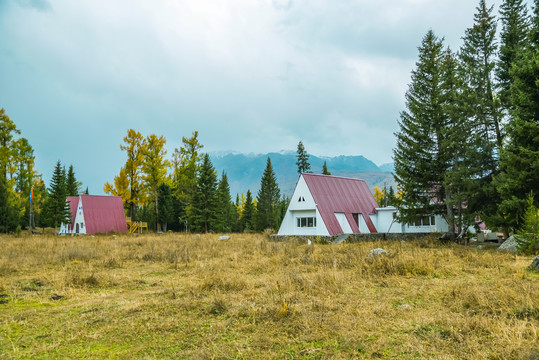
73, 196, 87, 234
59, 195, 88, 235
278, 175, 330, 236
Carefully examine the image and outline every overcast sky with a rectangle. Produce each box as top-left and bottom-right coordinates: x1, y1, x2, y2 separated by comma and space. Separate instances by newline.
0, 0, 525, 194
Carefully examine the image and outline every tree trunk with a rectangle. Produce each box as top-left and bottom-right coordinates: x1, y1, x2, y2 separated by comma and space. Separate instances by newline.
445, 189, 456, 242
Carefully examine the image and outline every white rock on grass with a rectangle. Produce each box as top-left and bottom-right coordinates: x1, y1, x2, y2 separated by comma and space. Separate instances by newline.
218, 236, 230, 241
368, 248, 390, 257
497, 235, 518, 253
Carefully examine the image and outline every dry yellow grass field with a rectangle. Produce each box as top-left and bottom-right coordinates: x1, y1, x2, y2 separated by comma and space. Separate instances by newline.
0, 233, 538, 359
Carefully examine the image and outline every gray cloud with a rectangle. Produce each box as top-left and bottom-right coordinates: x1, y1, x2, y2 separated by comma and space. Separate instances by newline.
0, 0, 524, 193
14, 0, 51, 12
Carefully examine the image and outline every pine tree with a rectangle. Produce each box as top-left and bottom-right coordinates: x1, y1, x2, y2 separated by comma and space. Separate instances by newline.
322, 161, 331, 175
65, 165, 80, 196
460, 0, 502, 151
459, 0, 505, 229
277, 195, 290, 229
514, 192, 539, 254
388, 186, 395, 206
172, 131, 204, 230
495, 0, 539, 229
214, 172, 235, 232
189, 154, 217, 233
393, 31, 450, 226
497, 0, 529, 110
241, 190, 255, 232
157, 183, 174, 232
296, 141, 311, 174
256, 157, 281, 231
42, 161, 70, 229
441, 48, 479, 236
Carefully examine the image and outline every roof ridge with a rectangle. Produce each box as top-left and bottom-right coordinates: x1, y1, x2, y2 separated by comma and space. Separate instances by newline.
301, 173, 366, 182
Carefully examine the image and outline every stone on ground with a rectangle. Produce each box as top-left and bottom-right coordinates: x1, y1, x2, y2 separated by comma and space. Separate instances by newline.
530, 255, 539, 271
497, 235, 518, 253
218, 236, 230, 241
368, 248, 390, 257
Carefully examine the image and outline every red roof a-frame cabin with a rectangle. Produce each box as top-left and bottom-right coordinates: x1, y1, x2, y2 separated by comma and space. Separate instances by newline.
278, 173, 379, 236
60, 195, 127, 235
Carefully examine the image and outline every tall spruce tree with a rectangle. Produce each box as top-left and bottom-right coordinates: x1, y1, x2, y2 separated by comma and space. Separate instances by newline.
495, 0, 539, 229
157, 183, 174, 232
393, 31, 452, 228
497, 0, 529, 111
256, 157, 281, 231
441, 48, 479, 236
65, 165, 80, 196
241, 189, 255, 232
42, 161, 71, 229
214, 172, 235, 232
460, 0, 502, 151
459, 0, 505, 228
322, 161, 331, 175
296, 141, 311, 174
172, 131, 204, 231
189, 154, 218, 233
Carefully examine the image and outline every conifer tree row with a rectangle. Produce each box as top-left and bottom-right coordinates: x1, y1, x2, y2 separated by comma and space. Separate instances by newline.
394, 0, 539, 237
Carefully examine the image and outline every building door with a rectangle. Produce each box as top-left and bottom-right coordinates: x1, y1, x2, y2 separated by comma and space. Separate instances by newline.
76, 223, 79, 234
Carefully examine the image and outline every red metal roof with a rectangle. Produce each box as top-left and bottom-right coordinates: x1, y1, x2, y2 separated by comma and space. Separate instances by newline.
73, 195, 127, 234
302, 173, 378, 235
66, 196, 79, 231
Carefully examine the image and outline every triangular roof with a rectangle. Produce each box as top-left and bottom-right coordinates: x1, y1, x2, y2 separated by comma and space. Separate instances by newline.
66, 196, 79, 226
65, 195, 127, 234
80, 195, 127, 234
302, 173, 378, 235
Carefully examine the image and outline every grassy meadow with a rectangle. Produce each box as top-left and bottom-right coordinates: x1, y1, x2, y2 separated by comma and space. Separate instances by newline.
0, 233, 538, 359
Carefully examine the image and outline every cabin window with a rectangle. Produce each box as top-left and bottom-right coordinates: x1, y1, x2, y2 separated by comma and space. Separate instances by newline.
352, 213, 360, 227
81, 223, 84, 229
296, 217, 316, 228
298, 196, 305, 202
412, 216, 435, 226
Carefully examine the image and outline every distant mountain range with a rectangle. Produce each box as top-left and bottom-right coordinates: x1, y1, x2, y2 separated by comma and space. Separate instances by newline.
209, 151, 395, 198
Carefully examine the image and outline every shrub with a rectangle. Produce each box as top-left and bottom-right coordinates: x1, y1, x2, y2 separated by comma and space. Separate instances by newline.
516, 192, 539, 255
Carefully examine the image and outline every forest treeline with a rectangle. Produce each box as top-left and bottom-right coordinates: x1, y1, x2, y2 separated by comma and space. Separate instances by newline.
103, 130, 289, 233
394, 0, 538, 242
1, 0, 537, 240
0, 109, 86, 232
